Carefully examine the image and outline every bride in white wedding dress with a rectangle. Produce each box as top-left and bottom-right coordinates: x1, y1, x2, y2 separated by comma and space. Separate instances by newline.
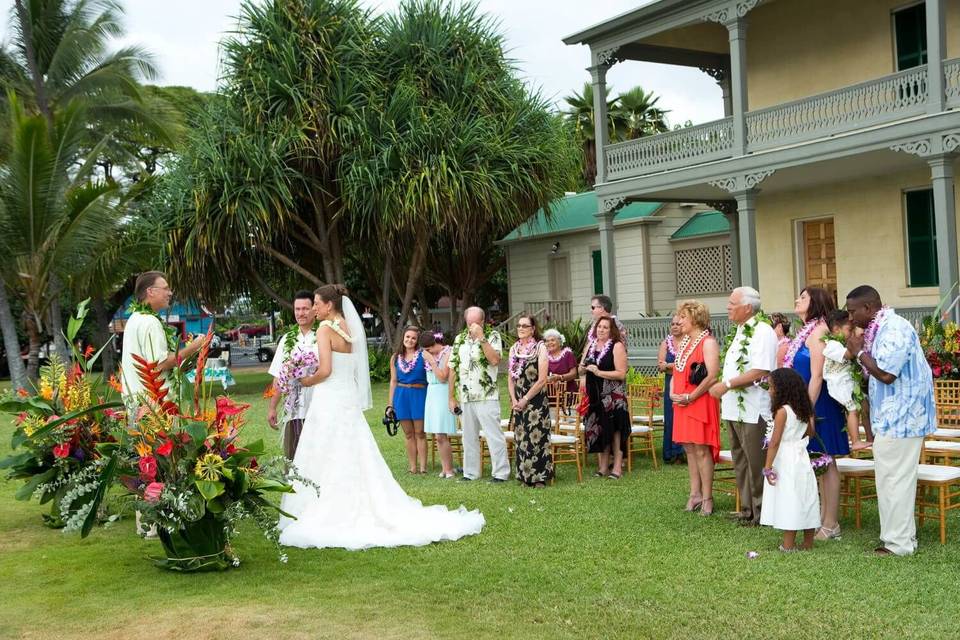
278, 284, 485, 550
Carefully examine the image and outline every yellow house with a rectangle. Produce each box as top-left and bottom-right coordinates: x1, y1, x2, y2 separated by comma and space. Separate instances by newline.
563, 0, 960, 321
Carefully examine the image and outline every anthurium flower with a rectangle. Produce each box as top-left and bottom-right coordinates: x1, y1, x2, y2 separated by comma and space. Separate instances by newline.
52, 443, 71, 458
156, 440, 174, 457
138, 456, 158, 482
143, 482, 165, 503
215, 396, 248, 419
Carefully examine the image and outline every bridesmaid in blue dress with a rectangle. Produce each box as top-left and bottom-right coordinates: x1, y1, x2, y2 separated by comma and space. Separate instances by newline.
658, 317, 685, 463
388, 327, 429, 474
788, 287, 847, 541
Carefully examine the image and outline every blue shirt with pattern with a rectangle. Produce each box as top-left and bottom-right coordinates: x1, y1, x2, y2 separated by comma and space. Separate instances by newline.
868, 310, 936, 439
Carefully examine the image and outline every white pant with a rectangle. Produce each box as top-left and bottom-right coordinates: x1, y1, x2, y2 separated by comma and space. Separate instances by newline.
461, 400, 509, 480
873, 435, 924, 556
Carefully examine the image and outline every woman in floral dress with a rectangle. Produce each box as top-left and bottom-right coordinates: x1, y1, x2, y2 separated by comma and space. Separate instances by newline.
579, 317, 630, 479
508, 315, 553, 487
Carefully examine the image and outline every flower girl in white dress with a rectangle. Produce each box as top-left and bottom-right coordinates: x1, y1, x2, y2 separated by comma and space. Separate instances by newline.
760, 368, 821, 551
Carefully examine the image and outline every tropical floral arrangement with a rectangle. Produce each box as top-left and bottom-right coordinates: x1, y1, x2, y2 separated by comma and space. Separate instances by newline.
63, 332, 302, 572
0, 301, 123, 528
275, 348, 319, 421
920, 315, 960, 380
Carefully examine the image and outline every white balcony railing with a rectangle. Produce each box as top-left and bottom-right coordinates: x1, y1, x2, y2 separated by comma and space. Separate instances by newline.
746, 66, 928, 151
603, 65, 944, 180
945, 57, 960, 108
523, 300, 573, 325
605, 117, 733, 180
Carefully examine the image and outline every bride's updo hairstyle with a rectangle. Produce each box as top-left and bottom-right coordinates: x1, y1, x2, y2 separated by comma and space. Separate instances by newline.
314, 284, 348, 312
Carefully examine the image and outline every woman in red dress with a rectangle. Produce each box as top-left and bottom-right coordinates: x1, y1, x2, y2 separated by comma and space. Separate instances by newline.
671, 300, 721, 515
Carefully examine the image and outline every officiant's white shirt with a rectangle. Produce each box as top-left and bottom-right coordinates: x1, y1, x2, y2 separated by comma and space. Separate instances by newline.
269, 329, 319, 421
120, 311, 169, 403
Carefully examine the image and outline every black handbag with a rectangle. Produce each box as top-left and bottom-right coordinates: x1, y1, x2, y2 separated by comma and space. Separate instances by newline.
688, 362, 708, 386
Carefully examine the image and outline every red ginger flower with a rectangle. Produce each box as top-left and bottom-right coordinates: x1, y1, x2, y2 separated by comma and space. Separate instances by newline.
131, 354, 179, 415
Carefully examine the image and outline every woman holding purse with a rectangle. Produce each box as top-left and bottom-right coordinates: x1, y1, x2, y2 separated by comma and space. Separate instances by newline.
671, 300, 721, 515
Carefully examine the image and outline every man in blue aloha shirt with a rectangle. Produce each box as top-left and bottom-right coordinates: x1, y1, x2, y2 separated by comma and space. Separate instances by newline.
845, 285, 935, 556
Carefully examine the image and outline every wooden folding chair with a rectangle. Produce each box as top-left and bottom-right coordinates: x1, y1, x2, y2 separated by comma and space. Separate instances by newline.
714, 450, 740, 512
549, 401, 584, 484
934, 379, 960, 430
916, 463, 960, 544
836, 457, 877, 529
626, 383, 660, 472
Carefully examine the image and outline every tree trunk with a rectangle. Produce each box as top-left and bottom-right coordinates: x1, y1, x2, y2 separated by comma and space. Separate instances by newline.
23, 310, 40, 381
379, 248, 394, 347
392, 239, 428, 349
48, 277, 70, 362
91, 296, 115, 375
0, 283, 28, 390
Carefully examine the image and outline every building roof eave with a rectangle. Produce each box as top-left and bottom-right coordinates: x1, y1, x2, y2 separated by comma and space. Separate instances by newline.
562, 0, 710, 46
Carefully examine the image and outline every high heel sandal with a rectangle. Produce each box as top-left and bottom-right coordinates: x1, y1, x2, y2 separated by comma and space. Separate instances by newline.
684, 497, 703, 512
699, 498, 714, 516
814, 524, 841, 540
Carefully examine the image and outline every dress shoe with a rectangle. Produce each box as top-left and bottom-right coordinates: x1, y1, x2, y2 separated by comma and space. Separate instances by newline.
489, 477, 507, 483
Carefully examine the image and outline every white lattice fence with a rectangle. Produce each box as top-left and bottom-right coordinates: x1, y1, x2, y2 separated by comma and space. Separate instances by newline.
675, 245, 732, 297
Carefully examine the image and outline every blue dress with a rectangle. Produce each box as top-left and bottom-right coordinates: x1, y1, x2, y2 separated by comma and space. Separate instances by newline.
424, 362, 457, 435
394, 352, 428, 421
792, 344, 850, 456
662, 349, 684, 461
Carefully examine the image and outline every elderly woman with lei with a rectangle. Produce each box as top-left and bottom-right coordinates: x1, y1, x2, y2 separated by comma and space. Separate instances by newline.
544, 328, 577, 403
657, 315, 686, 463
579, 317, 630, 479
783, 286, 847, 541
508, 315, 553, 487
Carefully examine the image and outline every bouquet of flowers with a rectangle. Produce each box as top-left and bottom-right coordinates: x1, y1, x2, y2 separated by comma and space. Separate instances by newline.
0, 300, 124, 528
275, 348, 318, 423
920, 315, 960, 380
62, 326, 304, 572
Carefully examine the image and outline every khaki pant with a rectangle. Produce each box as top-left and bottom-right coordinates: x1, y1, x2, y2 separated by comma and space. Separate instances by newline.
874, 435, 924, 555
727, 418, 767, 522
283, 419, 304, 461
461, 400, 509, 480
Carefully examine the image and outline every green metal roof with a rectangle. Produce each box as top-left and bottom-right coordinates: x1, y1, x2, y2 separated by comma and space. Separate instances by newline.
501, 191, 661, 242
670, 209, 729, 240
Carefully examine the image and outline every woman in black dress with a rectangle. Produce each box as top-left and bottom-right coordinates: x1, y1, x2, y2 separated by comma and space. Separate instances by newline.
508, 315, 553, 487
579, 317, 630, 479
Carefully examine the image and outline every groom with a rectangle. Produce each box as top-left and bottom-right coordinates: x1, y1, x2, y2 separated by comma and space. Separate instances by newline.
449, 306, 509, 483
267, 290, 318, 460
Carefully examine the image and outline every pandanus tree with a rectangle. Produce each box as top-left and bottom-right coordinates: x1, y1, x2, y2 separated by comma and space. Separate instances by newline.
166, 0, 380, 309
340, 0, 576, 340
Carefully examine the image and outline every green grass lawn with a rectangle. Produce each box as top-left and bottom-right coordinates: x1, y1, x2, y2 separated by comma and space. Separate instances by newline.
1, 370, 958, 640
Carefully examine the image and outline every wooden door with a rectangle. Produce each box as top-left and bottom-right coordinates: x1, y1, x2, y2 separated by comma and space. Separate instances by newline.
803, 219, 837, 302
550, 256, 571, 301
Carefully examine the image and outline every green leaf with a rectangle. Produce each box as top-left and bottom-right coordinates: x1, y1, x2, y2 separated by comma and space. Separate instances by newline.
0, 397, 53, 414
250, 478, 294, 493
15, 468, 58, 501
205, 497, 226, 513
80, 454, 119, 538
195, 479, 224, 501
0, 451, 36, 471
185, 422, 210, 445
29, 401, 124, 440
66, 298, 90, 343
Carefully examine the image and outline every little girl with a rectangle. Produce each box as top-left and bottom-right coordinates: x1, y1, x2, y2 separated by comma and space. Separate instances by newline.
420, 333, 457, 479
761, 368, 821, 551
823, 310, 871, 449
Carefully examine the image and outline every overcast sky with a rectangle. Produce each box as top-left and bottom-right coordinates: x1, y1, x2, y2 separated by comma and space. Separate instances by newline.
1, 0, 723, 126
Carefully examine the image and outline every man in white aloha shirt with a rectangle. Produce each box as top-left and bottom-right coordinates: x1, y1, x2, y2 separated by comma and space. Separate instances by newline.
709, 286, 778, 526
449, 306, 509, 482
268, 290, 319, 460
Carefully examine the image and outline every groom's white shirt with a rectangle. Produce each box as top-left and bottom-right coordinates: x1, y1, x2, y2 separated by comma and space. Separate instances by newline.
269, 328, 319, 421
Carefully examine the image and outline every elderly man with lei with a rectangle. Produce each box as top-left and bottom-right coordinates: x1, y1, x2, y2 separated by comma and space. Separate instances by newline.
709, 286, 778, 526
844, 285, 935, 556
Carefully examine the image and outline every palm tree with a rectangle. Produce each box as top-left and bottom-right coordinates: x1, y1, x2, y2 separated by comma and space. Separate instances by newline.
617, 86, 669, 139
0, 0, 174, 365
563, 82, 623, 187
0, 95, 120, 379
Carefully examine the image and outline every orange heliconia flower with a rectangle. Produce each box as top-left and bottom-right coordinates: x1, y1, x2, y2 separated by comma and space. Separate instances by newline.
262, 385, 276, 399
107, 374, 122, 394
131, 354, 179, 415
135, 441, 153, 457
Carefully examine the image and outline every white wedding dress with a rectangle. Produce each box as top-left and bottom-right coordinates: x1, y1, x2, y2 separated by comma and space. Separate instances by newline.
278, 305, 484, 550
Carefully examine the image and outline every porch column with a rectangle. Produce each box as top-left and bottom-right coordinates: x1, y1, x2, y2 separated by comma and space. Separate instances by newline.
733, 190, 759, 288
724, 211, 742, 287
589, 61, 611, 185
926, 0, 946, 113
596, 209, 618, 303
725, 17, 749, 156
929, 154, 959, 315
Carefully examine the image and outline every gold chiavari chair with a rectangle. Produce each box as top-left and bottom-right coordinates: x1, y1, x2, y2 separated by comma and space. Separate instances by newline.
626, 382, 660, 472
